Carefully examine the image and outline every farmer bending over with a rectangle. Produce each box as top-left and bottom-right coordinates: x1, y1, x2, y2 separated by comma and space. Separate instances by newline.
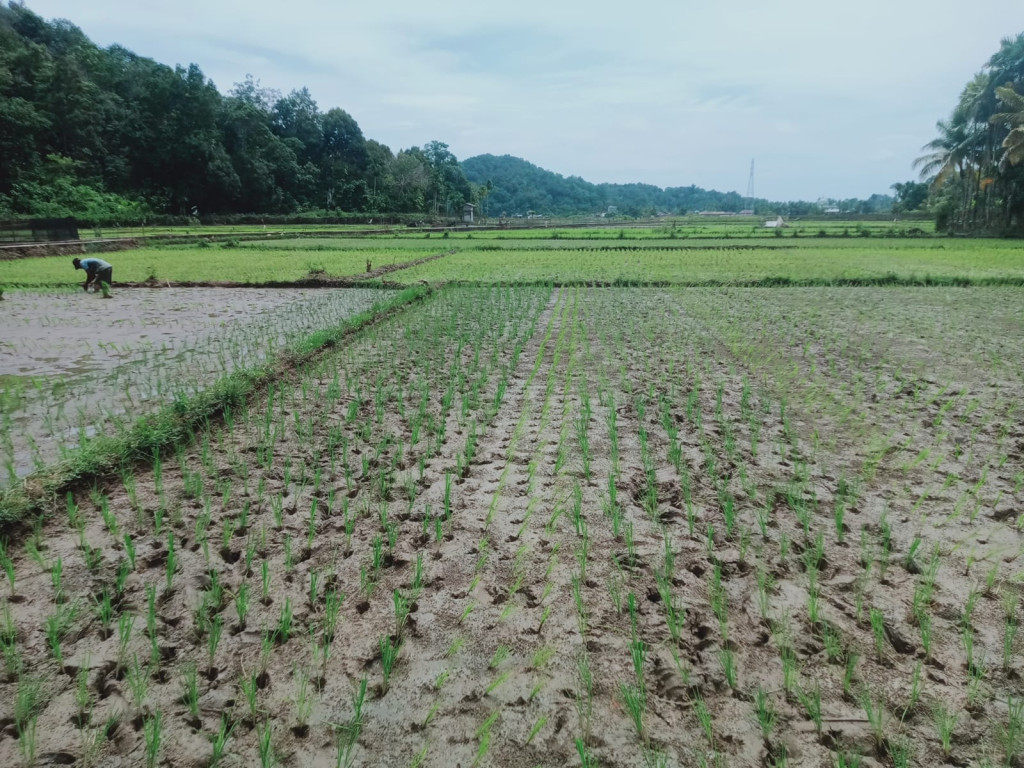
72, 257, 113, 292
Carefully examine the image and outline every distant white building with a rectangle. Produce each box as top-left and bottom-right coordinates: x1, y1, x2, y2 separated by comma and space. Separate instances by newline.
824, 206, 840, 214
763, 216, 787, 228
462, 203, 475, 223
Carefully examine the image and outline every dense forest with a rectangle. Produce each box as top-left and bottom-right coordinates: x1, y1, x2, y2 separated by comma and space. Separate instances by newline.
916, 33, 1024, 233
1, 2, 892, 222
0, 3, 471, 221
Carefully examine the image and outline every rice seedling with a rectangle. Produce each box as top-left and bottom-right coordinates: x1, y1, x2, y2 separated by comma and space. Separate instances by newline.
842, 652, 859, 696
0, 539, 17, 595
380, 636, 400, 693
860, 686, 886, 746
967, 652, 987, 707
165, 532, 177, 591
240, 671, 262, 722
180, 662, 200, 719
489, 645, 510, 669
755, 687, 777, 739
576, 738, 599, 768
274, 598, 293, 645
572, 573, 588, 636
693, 691, 715, 748
887, 736, 912, 768
797, 680, 823, 734
207, 614, 224, 668
293, 666, 314, 731
756, 567, 774, 619
209, 716, 235, 767
1004, 597, 1020, 672
261, 560, 272, 604
234, 583, 250, 628
903, 660, 923, 717
934, 703, 958, 756
474, 710, 499, 767
15, 677, 41, 763
869, 608, 886, 658
620, 682, 648, 744
257, 721, 276, 768
1, 609, 20, 676
332, 676, 368, 768
780, 644, 799, 696
525, 714, 548, 746
126, 654, 149, 711
44, 601, 77, 667
999, 696, 1024, 767
718, 649, 738, 689
117, 612, 135, 668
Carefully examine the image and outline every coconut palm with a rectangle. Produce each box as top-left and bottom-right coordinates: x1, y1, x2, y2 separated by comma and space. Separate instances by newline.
914, 106, 983, 189
991, 85, 1024, 169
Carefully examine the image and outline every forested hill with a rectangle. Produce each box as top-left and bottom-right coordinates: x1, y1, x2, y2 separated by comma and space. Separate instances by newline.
0, 3, 471, 220
462, 154, 894, 217
462, 154, 748, 217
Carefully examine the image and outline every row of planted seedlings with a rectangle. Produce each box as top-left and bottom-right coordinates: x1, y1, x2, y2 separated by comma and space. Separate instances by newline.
382, 285, 573, 765
393, 283, 670, 767
0, 285, 552, 766
574, 286, 1023, 767
393, 284, 632, 767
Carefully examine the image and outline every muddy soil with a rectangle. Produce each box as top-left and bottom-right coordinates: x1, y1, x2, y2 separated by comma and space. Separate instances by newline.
0, 286, 1020, 768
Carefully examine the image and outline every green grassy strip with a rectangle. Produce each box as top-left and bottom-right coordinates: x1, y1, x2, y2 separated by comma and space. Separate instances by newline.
426, 274, 1024, 288
0, 284, 432, 527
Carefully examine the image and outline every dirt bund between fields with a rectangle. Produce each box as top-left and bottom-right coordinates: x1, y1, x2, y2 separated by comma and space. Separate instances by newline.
0, 238, 142, 260
115, 273, 1024, 290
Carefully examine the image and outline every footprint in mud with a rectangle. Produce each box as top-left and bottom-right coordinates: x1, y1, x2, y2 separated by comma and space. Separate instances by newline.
651, 655, 689, 702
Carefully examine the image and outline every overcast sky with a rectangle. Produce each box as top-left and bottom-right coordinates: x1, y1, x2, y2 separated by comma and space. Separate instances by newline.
21, 0, 1023, 200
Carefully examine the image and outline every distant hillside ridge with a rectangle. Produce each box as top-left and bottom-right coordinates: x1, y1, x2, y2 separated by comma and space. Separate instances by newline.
462, 154, 893, 218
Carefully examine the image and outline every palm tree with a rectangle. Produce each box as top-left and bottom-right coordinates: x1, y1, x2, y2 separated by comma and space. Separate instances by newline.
991, 85, 1024, 169
915, 34, 1024, 232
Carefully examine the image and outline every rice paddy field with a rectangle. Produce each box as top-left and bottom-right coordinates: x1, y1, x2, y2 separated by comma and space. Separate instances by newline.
0, 231, 1022, 768
1, 229, 1020, 287
0, 287, 396, 482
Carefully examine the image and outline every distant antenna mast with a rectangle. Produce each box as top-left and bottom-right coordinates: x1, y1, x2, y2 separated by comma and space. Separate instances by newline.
745, 159, 755, 214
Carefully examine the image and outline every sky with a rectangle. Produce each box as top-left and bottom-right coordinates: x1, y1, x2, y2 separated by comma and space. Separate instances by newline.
21, 0, 1024, 201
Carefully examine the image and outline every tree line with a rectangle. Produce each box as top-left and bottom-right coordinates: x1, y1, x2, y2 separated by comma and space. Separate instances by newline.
0, 3, 472, 221
1, 2, 894, 223
914, 32, 1024, 233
